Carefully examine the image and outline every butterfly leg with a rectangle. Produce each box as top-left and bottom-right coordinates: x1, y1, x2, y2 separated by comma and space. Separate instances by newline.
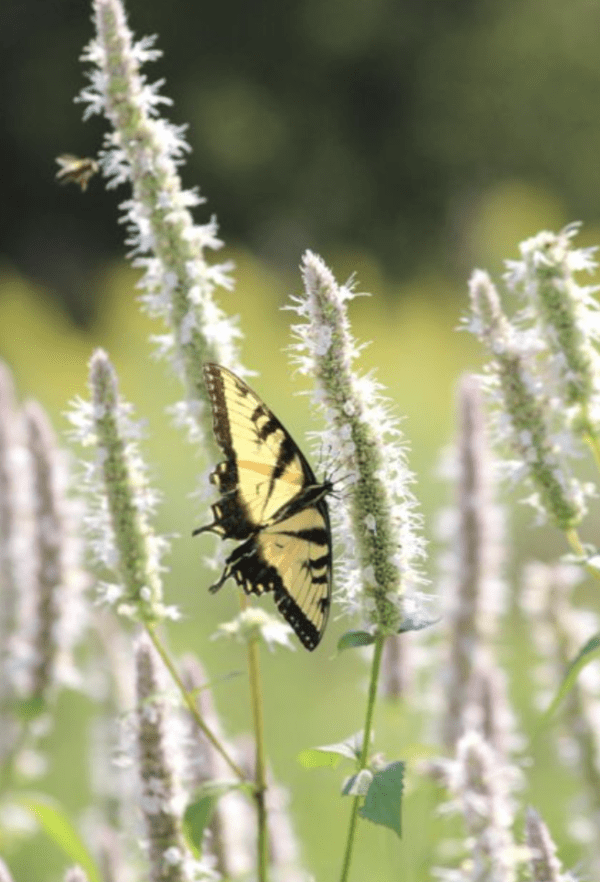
208, 563, 232, 594
207, 536, 256, 594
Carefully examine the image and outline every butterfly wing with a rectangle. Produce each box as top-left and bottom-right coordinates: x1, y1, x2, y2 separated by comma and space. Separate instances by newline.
222, 505, 332, 650
195, 363, 333, 649
202, 363, 321, 528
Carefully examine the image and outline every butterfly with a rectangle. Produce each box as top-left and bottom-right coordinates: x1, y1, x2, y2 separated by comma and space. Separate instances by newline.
193, 363, 333, 650
55, 155, 99, 192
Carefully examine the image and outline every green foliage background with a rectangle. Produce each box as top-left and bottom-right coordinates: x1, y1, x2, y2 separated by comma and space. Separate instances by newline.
3, 0, 600, 877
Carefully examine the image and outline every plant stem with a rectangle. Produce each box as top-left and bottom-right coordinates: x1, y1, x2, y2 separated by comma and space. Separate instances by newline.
145, 623, 246, 781
246, 614, 269, 882
339, 634, 385, 882
566, 527, 586, 558
583, 424, 600, 475
565, 528, 600, 584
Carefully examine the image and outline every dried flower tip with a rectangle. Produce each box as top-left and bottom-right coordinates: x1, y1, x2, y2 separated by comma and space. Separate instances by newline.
525, 807, 568, 882
439, 375, 506, 749
446, 731, 521, 882
0, 361, 19, 660
135, 634, 189, 882
21, 400, 65, 705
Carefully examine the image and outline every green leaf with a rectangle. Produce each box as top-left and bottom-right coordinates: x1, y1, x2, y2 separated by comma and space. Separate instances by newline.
298, 731, 364, 768
182, 781, 251, 855
183, 797, 215, 856
298, 747, 345, 769
186, 669, 243, 702
358, 761, 404, 838
541, 633, 600, 726
21, 796, 101, 882
337, 630, 376, 651
192, 779, 252, 800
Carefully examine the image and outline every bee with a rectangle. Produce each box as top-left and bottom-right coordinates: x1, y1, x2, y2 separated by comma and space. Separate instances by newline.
55, 155, 99, 192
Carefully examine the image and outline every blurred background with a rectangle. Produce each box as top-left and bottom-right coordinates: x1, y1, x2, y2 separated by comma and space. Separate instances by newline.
3, 0, 600, 879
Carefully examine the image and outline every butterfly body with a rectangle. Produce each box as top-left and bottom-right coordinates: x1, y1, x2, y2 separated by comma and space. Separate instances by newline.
194, 363, 332, 650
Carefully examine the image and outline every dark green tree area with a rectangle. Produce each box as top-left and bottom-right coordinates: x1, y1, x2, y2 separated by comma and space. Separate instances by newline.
2, 0, 600, 325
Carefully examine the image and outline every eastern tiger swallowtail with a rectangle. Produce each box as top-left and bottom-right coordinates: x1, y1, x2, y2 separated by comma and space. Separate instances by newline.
55, 155, 99, 191
193, 363, 333, 650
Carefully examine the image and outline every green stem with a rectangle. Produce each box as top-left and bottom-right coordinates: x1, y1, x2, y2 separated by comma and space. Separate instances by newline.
247, 628, 269, 882
565, 527, 600, 585
582, 424, 600, 475
145, 623, 246, 781
566, 527, 586, 558
339, 634, 385, 882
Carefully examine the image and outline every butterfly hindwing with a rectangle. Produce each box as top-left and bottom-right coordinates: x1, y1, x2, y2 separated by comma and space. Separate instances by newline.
229, 507, 331, 650
195, 363, 333, 650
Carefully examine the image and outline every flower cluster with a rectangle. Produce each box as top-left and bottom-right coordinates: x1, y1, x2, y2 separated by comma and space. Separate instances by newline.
68, 350, 174, 624
288, 251, 427, 635
78, 0, 242, 449
467, 231, 598, 528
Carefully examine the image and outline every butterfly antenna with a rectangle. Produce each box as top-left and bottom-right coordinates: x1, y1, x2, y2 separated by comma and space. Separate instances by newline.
329, 466, 357, 501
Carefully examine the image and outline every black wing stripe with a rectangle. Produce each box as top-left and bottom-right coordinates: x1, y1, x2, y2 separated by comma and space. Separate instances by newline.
279, 527, 329, 545
256, 414, 279, 441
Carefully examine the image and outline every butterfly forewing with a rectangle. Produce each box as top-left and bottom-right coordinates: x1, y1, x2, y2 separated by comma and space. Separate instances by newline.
205, 364, 314, 525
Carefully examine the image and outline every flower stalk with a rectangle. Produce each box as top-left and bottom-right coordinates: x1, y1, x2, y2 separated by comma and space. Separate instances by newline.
71, 349, 244, 781
290, 252, 425, 881
82, 0, 242, 448
339, 635, 384, 882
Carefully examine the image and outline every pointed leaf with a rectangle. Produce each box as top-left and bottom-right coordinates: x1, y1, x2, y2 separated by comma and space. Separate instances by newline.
358, 761, 404, 838
186, 669, 243, 702
298, 748, 346, 769
337, 630, 376, 651
192, 779, 252, 800
21, 797, 101, 882
183, 797, 215, 856
541, 633, 600, 725
298, 731, 364, 768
